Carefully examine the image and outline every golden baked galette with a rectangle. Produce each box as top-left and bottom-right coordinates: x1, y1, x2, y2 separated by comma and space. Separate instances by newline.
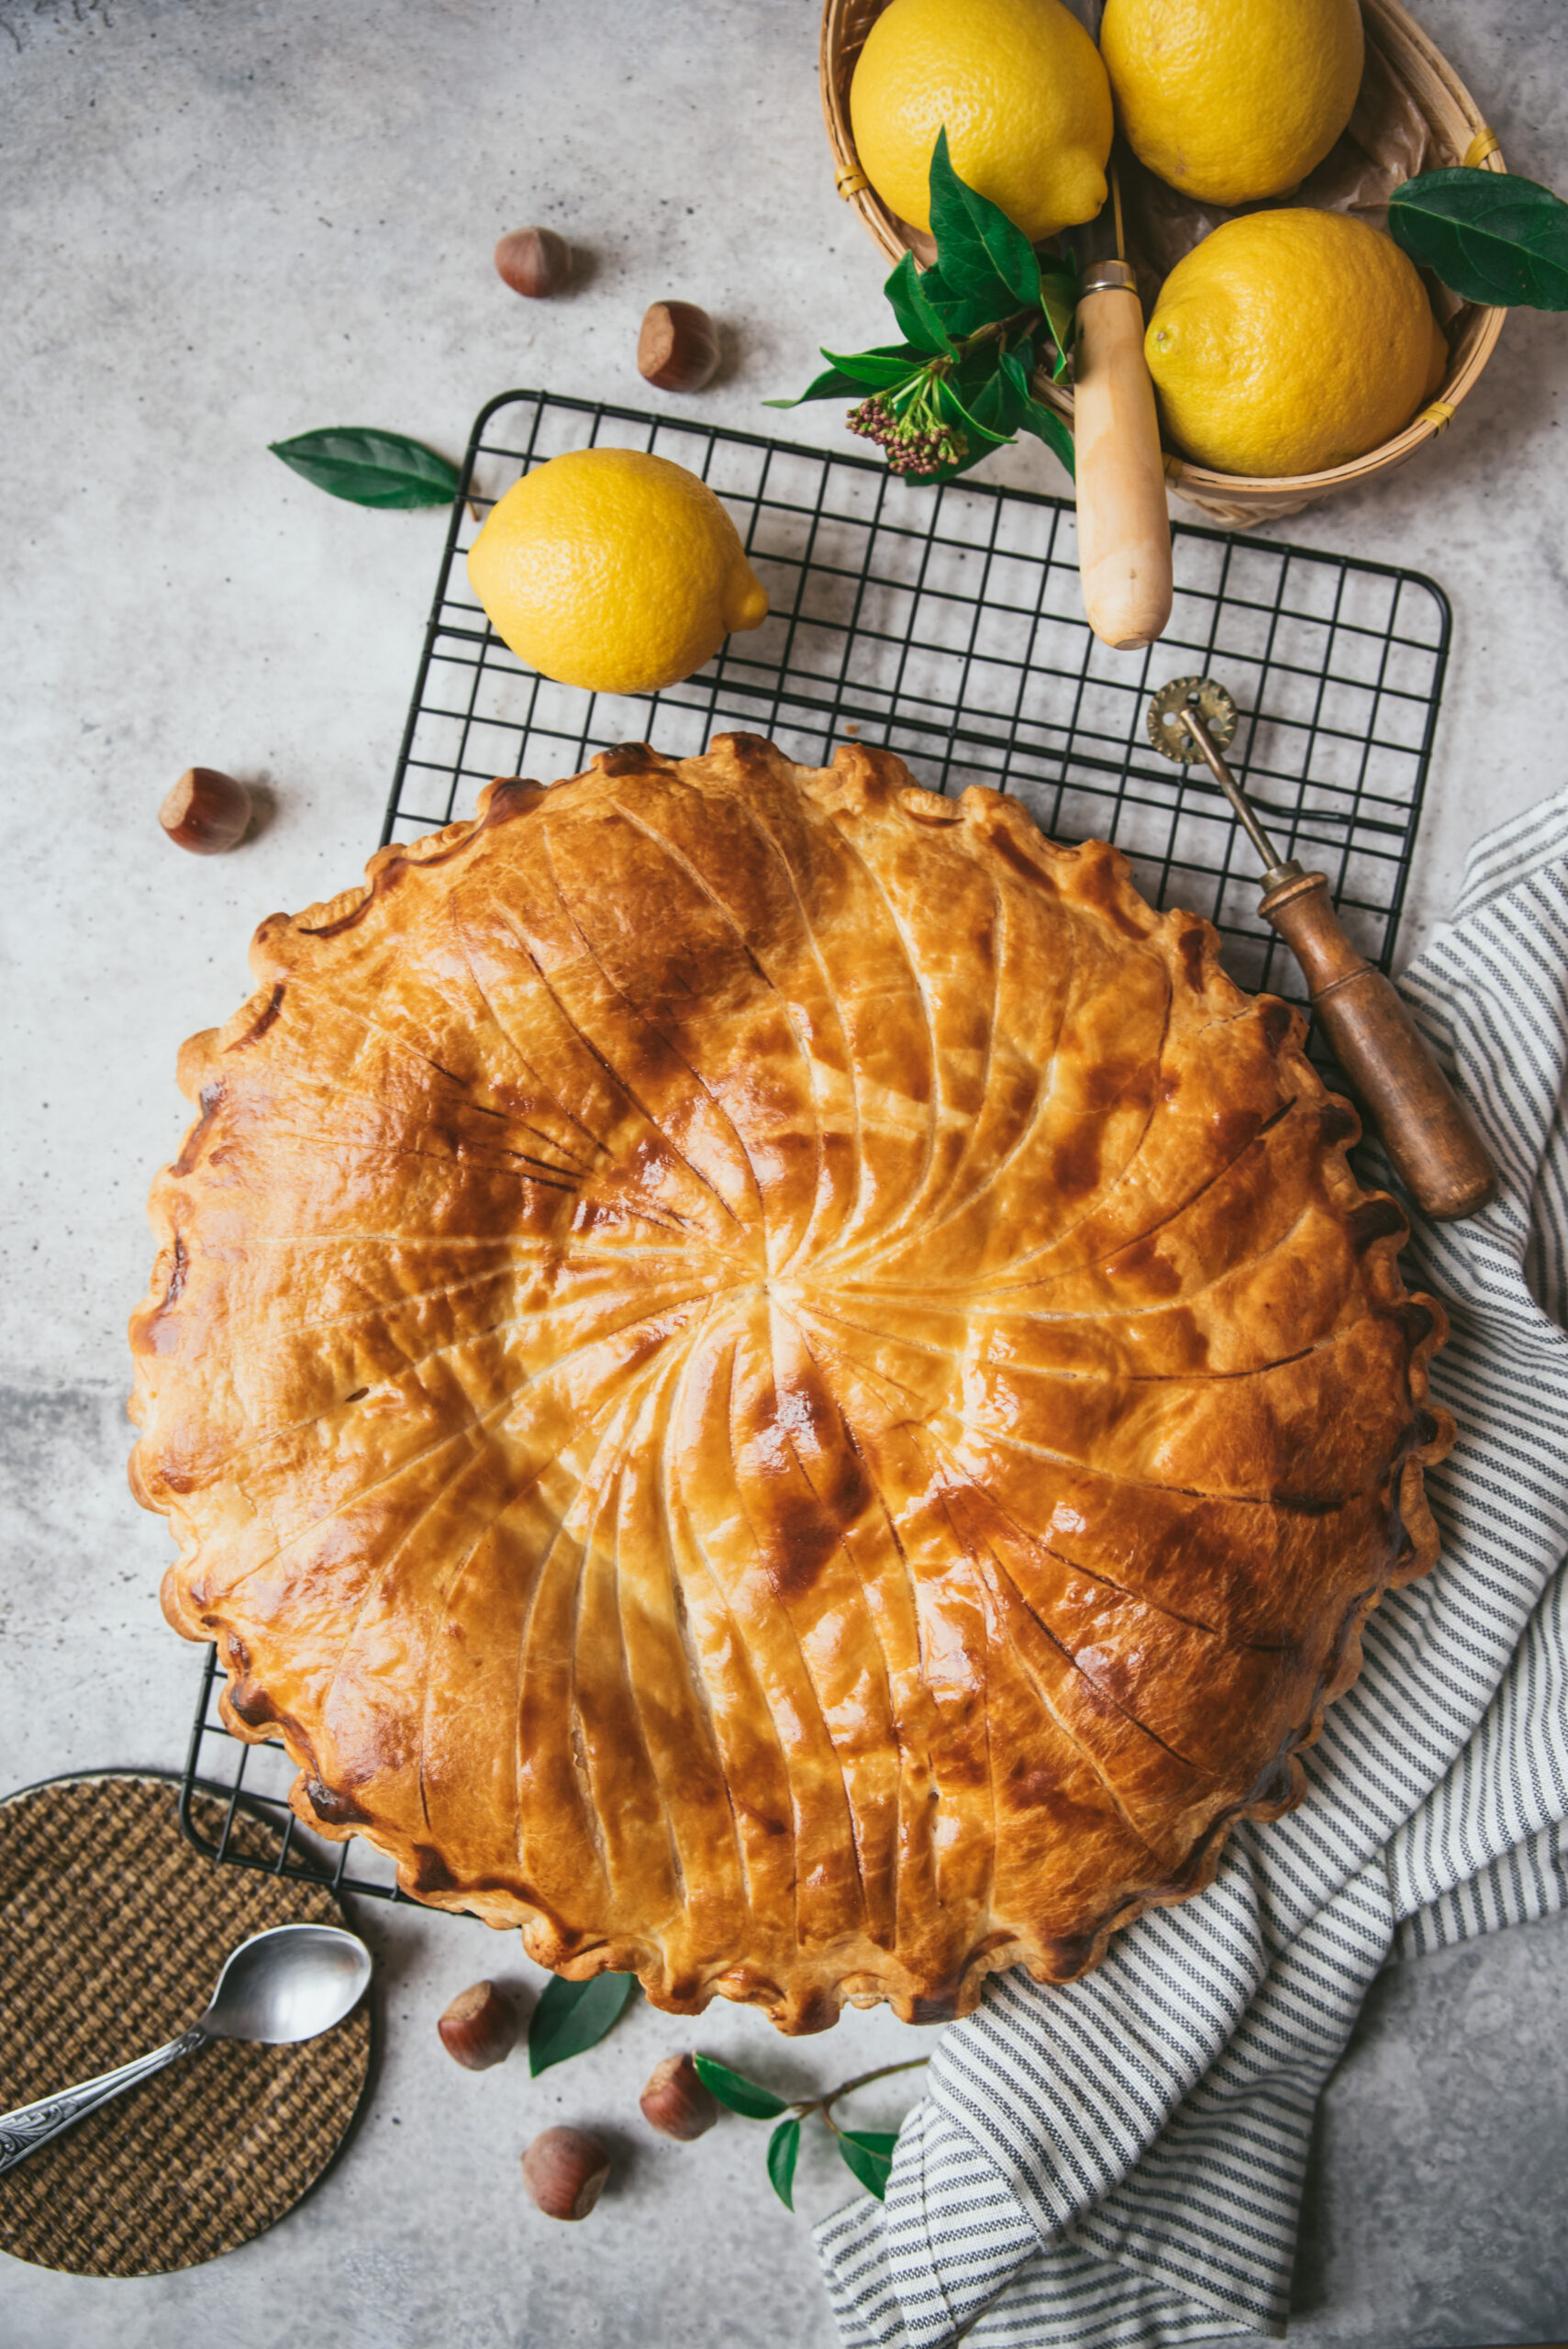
130, 734, 1450, 2032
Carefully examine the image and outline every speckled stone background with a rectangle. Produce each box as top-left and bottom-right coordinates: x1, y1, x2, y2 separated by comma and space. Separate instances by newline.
2, 2, 1566, 2343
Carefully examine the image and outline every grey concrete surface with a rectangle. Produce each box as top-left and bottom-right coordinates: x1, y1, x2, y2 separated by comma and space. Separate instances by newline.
1293, 1916, 1568, 2349
1, 1, 1565, 2344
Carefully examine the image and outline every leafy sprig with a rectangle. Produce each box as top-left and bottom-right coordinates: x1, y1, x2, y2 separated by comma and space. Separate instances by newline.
692, 2052, 928, 2210
769, 129, 1077, 484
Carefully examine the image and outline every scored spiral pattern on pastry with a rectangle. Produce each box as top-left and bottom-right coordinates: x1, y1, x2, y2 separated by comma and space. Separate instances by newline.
129, 734, 1451, 2032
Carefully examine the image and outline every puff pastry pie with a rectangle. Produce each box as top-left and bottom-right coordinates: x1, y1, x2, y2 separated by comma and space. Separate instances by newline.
130, 734, 1451, 2032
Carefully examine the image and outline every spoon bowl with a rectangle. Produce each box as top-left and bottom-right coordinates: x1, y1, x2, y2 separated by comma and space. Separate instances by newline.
200, 1921, 373, 2044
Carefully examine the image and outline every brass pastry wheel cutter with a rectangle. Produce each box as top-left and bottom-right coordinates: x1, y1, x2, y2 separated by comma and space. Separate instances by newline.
1147, 676, 1495, 1221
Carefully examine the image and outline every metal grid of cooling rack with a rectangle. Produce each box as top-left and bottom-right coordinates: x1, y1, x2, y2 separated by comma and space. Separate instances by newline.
385, 386, 1450, 1003
182, 385, 1452, 1903
181, 1645, 417, 1900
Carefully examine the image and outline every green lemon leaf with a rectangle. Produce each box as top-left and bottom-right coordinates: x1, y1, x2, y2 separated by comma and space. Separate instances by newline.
765, 346, 927, 406
692, 2054, 791, 2120
268, 426, 461, 509
820, 342, 930, 388
921, 260, 1023, 338
767, 2117, 802, 2210
1020, 403, 1076, 477
837, 2128, 899, 2199
1008, 362, 1076, 478
527, 1971, 636, 2076
929, 127, 1041, 309
934, 372, 1013, 451
884, 251, 955, 356
1037, 262, 1080, 377
998, 347, 1035, 417
952, 337, 1013, 403
1389, 167, 1568, 309
968, 362, 1024, 438
764, 364, 870, 407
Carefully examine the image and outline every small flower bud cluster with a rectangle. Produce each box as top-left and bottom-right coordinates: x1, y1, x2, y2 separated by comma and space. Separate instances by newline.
847, 395, 968, 479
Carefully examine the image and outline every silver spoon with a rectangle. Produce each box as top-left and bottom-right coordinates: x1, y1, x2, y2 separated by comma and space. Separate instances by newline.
0, 1920, 372, 2174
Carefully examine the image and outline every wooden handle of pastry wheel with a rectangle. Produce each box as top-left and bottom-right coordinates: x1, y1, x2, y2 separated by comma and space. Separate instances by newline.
1073, 273, 1173, 652
1261, 870, 1496, 1220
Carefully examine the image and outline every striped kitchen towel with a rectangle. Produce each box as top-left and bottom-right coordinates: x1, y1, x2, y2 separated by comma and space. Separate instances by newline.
816, 786, 1568, 2349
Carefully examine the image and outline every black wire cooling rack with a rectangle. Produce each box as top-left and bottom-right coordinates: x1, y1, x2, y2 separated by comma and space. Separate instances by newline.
181, 384, 1451, 1901
386, 387, 1449, 1000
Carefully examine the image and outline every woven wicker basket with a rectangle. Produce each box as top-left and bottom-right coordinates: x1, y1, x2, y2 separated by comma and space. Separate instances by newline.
819, 0, 1505, 521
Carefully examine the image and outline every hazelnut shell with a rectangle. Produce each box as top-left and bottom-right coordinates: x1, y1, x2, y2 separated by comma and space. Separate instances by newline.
495, 226, 572, 298
639, 2051, 719, 2141
437, 1979, 517, 2070
522, 2125, 612, 2221
637, 300, 720, 394
159, 767, 252, 855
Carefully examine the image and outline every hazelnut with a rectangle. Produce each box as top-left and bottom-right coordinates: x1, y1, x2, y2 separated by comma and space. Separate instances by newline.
437, 1979, 517, 2071
639, 2051, 719, 2141
159, 767, 252, 855
521, 2125, 611, 2221
637, 300, 720, 395
495, 227, 572, 299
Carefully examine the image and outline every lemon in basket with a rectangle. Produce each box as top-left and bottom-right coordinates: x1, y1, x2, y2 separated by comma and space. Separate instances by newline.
1101, 0, 1363, 207
1144, 209, 1439, 478
467, 448, 769, 696
849, 0, 1112, 241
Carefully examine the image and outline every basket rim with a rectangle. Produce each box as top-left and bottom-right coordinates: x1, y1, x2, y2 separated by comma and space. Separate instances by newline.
817, 0, 1508, 502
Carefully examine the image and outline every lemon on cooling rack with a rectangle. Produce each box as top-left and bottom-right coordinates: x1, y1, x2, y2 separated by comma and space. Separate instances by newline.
466, 447, 770, 696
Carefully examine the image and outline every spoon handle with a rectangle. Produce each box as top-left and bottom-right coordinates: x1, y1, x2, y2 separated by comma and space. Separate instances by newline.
0, 2025, 207, 2174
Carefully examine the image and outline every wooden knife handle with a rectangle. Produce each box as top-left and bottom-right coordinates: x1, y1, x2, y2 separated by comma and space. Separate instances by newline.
1261, 870, 1496, 1221
1073, 275, 1173, 652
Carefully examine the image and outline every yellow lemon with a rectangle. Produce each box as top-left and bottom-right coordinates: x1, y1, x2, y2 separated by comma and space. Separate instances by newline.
1102, 0, 1362, 207
849, 0, 1112, 241
1144, 209, 1437, 478
467, 448, 768, 696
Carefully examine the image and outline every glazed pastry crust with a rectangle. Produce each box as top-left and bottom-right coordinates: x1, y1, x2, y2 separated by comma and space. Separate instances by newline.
129, 735, 1451, 2033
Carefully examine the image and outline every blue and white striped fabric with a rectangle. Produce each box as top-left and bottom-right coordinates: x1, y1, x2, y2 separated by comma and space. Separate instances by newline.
816, 788, 1568, 2349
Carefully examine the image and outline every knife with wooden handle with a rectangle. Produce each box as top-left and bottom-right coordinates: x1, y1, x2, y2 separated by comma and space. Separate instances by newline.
1073, 244, 1173, 649
1065, 0, 1173, 651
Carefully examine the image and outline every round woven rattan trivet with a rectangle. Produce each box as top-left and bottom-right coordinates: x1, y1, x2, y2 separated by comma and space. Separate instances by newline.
0, 1772, 372, 2276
